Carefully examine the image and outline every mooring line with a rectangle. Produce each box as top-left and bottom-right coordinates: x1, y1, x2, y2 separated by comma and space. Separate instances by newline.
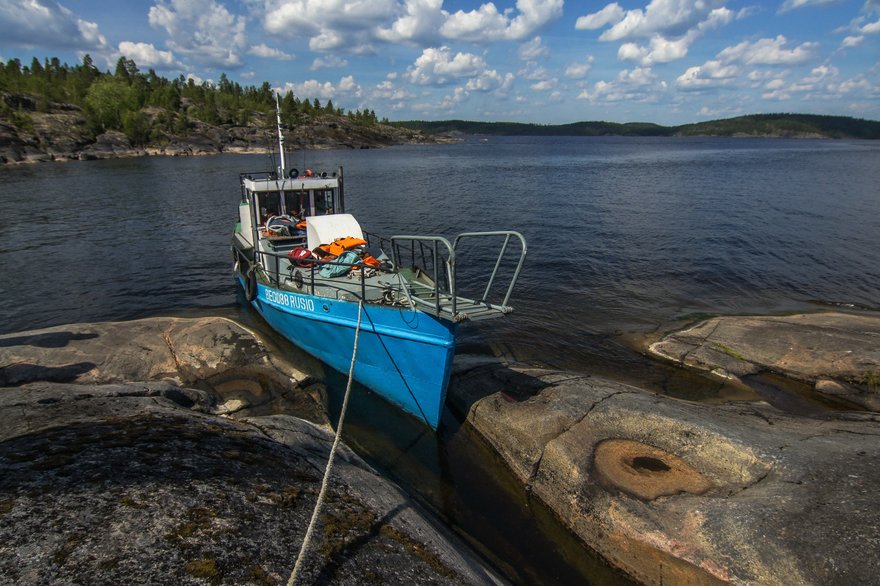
287, 300, 364, 586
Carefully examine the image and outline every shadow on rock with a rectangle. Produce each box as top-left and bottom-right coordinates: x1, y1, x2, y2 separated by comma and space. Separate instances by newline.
0, 331, 99, 348
0, 361, 97, 386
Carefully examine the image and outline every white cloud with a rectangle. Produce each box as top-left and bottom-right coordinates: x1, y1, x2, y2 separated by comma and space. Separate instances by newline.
579, 66, 666, 103
675, 59, 739, 89
377, 0, 445, 44
518, 36, 549, 61
248, 43, 294, 60
440, 0, 563, 42
311, 55, 349, 70
404, 46, 487, 85
578, 1, 737, 66
265, 0, 394, 53
0, 0, 106, 51
596, 0, 731, 42
149, 0, 247, 67
467, 70, 514, 92
862, 19, 880, 33
575, 3, 625, 30
717, 35, 818, 65
530, 78, 557, 91
779, 0, 843, 13
565, 56, 595, 79
618, 34, 692, 65
281, 75, 363, 102
117, 41, 183, 70
842, 35, 864, 46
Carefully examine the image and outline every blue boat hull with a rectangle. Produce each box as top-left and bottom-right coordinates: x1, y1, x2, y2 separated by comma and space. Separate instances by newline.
240, 277, 456, 428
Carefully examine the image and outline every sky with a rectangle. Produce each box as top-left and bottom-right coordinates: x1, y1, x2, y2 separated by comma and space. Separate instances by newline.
0, 0, 878, 125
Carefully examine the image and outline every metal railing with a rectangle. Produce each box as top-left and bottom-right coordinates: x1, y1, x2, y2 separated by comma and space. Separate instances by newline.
238, 230, 527, 321
248, 246, 399, 304
389, 231, 527, 320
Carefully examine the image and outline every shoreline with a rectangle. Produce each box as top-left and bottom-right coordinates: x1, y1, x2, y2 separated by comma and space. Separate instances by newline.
1, 308, 878, 584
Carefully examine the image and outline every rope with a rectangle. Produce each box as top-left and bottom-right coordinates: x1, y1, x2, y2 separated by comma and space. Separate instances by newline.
287, 299, 364, 586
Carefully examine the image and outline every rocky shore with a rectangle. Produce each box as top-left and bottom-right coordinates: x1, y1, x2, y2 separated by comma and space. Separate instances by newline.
0, 98, 453, 165
0, 318, 498, 585
450, 310, 880, 585
2, 311, 879, 584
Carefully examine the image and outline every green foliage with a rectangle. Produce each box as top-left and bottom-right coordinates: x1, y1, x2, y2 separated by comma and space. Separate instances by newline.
122, 110, 151, 145
2, 54, 390, 146
84, 77, 135, 132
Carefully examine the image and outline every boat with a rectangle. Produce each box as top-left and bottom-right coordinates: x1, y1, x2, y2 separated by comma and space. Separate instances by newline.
231, 98, 526, 429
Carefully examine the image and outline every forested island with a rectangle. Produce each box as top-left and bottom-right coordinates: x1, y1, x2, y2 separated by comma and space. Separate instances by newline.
0, 55, 440, 164
397, 114, 880, 139
2, 55, 878, 165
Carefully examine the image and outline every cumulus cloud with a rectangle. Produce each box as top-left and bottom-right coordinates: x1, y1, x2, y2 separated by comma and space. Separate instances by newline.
311, 55, 349, 70
676, 59, 739, 89
265, 0, 394, 53
518, 36, 549, 61
440, 0, 563, 42
590, 0, 731, 41
578, 66, 666, 103
149, 0, 247, 67
530, 78, 557, 91
779, 0, 843, 13
280, 75, 364, 102
0, 0, 106, 51
117, 41, 184, 70
577, 1, 738, 66
377, 0, 446, 44
675, 35, 817, 91
717, 35, 818, 65
575, 3, 625, 30
564, 56, 595, 79
248, 43, 294, 60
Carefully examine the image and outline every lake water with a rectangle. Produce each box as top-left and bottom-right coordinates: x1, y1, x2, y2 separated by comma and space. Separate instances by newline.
2, 136, 879, 583
3, 136, 879, 391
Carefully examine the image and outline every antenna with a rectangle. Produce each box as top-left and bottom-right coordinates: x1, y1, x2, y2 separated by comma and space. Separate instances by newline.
275, 92, 286, 177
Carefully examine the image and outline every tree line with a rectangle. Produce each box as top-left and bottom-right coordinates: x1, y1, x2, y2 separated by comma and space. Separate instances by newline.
396, 114, 880, 139
0, 55, 383, 145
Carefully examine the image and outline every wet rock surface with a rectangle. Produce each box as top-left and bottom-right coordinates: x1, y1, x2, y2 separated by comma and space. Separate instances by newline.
450, 311, 880, 585
648, 312, 880, 411
0, 318, 497, 585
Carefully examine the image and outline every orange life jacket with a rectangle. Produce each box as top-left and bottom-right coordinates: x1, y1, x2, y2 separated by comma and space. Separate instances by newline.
315, 236, 368, 258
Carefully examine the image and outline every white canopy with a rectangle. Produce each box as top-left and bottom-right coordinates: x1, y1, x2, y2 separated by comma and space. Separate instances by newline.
306, 213, 364, 250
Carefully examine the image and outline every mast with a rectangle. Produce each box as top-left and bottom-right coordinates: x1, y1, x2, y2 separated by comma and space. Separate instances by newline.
275, 92, 286, 177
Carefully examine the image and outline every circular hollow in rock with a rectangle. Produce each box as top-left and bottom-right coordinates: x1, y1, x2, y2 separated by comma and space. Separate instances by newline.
593, 439, 713, 501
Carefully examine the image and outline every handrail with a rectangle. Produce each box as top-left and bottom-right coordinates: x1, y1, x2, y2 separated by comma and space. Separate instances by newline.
245, 230, 527, 321
390, 235, 455, 316
251, 247, 398, 305
452, 231, 527, 309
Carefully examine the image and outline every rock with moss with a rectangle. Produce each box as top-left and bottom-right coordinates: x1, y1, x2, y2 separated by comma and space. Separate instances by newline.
451, 356, 880, 585
0, 318, 498, 584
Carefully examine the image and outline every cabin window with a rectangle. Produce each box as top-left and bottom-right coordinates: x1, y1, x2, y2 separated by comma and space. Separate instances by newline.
259, 191, 281, 223
315, 189, 335, 215
284, 190, 309, 217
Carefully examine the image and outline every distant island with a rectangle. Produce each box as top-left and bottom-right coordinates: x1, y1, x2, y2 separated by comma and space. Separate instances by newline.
396, 114, 880, 140
2, 55, 878, 165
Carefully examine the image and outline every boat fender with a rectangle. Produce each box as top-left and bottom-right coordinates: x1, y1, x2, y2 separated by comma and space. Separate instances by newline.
244, 269, 258, 302
289, 168, 298, 179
